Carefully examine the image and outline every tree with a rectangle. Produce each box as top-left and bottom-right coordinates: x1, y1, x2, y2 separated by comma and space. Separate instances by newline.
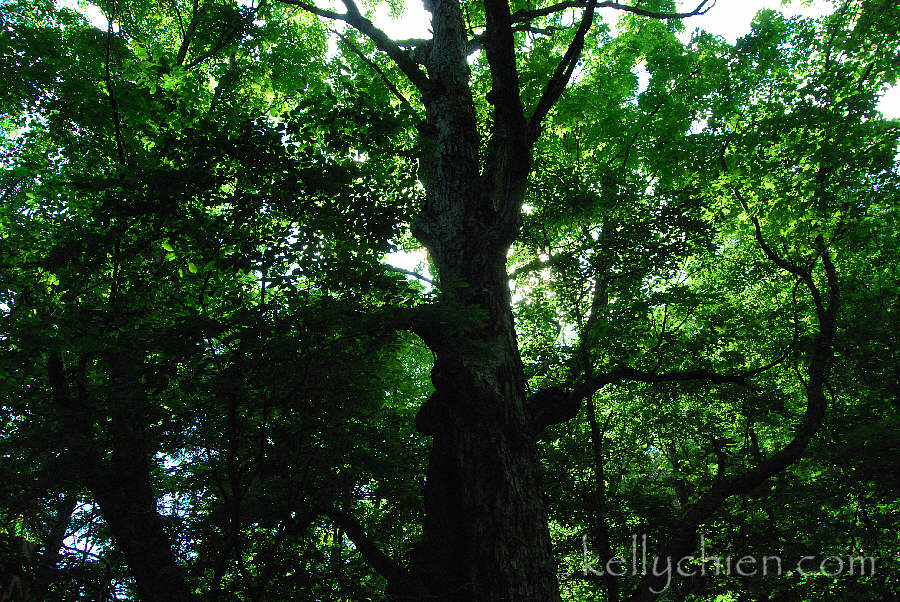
1, 0, 898, 600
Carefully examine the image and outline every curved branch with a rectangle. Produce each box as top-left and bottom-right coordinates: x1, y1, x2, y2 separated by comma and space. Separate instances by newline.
511, 0, 714, 27
720, 146, 826, 316
625, 250, 839, 602
529, 365, 755, 433
278, 0, 430, 94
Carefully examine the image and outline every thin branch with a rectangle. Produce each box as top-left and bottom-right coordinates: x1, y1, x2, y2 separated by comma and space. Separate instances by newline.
184, 30, 243, 70
184, 2, 255, 71
609, 64, 703, 170
333, 30, 420, 117
517, 24, 566, 36
171, 0, 186, 37
509, 246, 649, 282
719, 146, 825, 316
615, 93, 666, 168
511, 0, 714, 27
383, 263, 436, 286
626, 260, 837, 599
508, 247, 583, 278
104, 0, 126, 166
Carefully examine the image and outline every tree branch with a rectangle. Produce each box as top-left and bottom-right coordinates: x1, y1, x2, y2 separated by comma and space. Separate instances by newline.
624, 239, 839, 602
480, 0, 533, 223
103, 0, 127, 166
528, 0, 598, 142
175, 0, 201, 66
578, 366, 753, 398
483, 0, 528, 133
720, 146, 826, 316
529, 365, 755, 432
334, 30, 421, 117
184, 22, 245, 70
511, 0, 714, 27
277, 0, 430, 94
324, 507, 405, 584
383, 263, 436, 287
323, 506, 426, 599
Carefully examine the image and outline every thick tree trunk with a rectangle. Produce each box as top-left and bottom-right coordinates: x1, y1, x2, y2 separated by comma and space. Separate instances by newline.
408, 2, 559, 591
413, 255, 560, 600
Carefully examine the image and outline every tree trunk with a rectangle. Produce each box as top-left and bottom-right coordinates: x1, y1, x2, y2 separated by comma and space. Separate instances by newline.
47, 351, 192, 601
413, 255, 560, 600
408, 2, 559, 595
33, 493, 77, 599
96, 353, 194, 601
87, 466, 193, 602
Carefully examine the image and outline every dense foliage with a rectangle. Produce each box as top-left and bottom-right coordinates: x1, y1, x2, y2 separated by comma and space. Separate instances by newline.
1, 0, 897, 599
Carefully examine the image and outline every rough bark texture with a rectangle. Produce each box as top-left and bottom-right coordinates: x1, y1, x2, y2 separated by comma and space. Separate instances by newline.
411, 262, 560, 600
405, 1, 560, 598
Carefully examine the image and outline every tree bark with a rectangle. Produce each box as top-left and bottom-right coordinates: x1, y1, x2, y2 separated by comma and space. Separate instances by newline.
412, 259, 560, 600
406, 1, 559, 598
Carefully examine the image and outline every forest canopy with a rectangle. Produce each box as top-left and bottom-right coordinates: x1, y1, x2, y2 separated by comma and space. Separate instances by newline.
1, 0, 898, 600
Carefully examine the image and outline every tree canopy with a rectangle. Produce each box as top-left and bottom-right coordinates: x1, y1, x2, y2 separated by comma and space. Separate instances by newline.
1, 0, 898, 600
